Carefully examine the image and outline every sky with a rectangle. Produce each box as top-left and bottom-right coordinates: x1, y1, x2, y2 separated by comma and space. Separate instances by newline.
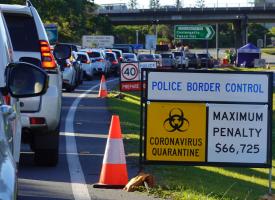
94, 0, 254, 9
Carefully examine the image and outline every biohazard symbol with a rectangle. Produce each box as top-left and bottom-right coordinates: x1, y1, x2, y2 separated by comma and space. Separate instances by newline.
163, 108, 190, 132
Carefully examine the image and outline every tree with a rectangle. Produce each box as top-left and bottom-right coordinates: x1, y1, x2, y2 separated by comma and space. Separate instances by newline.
248, 23, 270, 46
195, 0, 205, 8
128, 0, 137, 9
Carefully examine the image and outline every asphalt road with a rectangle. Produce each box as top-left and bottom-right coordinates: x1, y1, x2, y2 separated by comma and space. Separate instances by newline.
18, 78, 160, 200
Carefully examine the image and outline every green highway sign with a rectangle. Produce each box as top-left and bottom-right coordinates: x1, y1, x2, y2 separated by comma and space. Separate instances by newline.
174, 25, 215, 40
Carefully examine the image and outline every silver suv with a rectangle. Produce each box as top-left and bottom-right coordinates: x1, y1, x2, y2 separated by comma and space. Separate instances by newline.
1, 1, 62, 166
0, 10, 48, 199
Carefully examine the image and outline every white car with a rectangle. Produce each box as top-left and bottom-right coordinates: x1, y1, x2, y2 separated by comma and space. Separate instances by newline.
122, 53, 138, 62
1, 1, 62, 166
0, 10, 48, 199
62, 58, 77, 91
80, 48, 111, 76
172, 51, 189, 68
75, 51, 94, 80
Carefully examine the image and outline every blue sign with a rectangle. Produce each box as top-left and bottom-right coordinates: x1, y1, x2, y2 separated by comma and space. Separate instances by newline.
145, 35, 157, 50
44, 24, 58, 44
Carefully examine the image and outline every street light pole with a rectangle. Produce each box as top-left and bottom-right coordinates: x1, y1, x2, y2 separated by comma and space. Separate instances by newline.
136, 30, 139, 45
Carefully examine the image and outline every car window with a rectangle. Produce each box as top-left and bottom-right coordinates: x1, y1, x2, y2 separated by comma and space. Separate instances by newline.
77, 54, 87, 62
71, 45, 78, 52
161, 54, 173, 59
138, 54, 154, 61
123, 54, 134, 59
187, 54, 196, 59
112, 50, 121, 58
4, 13, 40, 52
198, 54, 208, 58
173, 52, 183, 57
106, 53, 115, 59
87, 52, 101, 58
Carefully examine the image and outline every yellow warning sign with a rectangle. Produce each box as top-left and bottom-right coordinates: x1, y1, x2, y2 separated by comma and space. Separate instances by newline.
146, 102, 206, 162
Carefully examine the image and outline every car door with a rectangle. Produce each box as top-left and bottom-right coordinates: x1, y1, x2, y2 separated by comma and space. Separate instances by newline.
0, 94, 17, 200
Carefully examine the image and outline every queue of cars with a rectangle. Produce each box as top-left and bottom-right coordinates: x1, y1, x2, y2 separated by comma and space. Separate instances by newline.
134, 51, 214, 69
0, 1, 52, 199
0, 1, 217, 198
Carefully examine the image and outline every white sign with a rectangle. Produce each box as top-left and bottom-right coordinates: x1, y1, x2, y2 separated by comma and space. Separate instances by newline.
207, 104, 268, 164
139, 62, 157, 69
145, 35, 157, 50
139, 62, 157, 80
82, 35, 114, 48
147, 72, 269, 103
120, 63, 139, 81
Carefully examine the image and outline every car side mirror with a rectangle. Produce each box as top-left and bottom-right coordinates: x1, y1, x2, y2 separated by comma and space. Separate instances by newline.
6, 62, 49, 98
53, 45, 71, 60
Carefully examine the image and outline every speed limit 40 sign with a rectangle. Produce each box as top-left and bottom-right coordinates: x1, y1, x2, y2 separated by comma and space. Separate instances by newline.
121, 63, 139, 81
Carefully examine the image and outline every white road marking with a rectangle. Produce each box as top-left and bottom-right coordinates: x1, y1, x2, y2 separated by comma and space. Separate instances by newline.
61, 132, 108, 139
65, 78, 118, 200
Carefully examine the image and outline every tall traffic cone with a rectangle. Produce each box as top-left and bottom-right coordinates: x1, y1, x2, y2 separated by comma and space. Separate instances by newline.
98, 74, 108, 98
93, 115, 128, 189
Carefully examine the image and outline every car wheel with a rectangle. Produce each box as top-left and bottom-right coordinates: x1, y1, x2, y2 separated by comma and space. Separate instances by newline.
66, 84, 75, 92
34, 148, 58, 166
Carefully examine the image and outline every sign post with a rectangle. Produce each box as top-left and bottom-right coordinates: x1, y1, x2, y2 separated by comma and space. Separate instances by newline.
174, 25, 215, 40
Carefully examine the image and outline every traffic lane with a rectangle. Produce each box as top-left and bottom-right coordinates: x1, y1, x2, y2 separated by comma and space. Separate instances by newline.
73, 80, 117, 185
73, 80, 161, 200
18, 108, 75, 199
17, 80, 102, 200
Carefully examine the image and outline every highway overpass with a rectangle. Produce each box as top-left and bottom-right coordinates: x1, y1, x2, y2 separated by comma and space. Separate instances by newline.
97, 6, 275, 48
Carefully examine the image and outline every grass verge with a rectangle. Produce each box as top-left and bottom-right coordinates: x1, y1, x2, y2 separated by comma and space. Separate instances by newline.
106, 70, 275, 200
262, 48, 275, 55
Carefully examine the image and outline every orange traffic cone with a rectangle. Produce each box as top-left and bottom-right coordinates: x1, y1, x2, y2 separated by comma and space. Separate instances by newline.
98, 74, 108, 98
93, 115, 128, 189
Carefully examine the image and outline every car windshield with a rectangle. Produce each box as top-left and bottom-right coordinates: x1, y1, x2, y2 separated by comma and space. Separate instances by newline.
197, 54, 209, 58
106, 53, 115, 59
161, 54, 173, 59
154, 55, 160, 59
77, 54, 87, 61
172, 52, 183, 57
87, 52, 101, 58
123, 54, 135, 59
187, 54, 196, 59
138, 54, 154, 61
111, 50, 121, 58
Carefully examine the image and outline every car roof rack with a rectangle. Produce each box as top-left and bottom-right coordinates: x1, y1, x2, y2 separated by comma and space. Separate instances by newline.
26, 0, 33, 7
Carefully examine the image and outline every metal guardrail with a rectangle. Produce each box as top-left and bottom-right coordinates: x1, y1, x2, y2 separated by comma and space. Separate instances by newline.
97, 3, 275, 14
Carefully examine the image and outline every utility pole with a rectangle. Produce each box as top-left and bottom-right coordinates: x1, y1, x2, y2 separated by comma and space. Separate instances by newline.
136, 30, 139, 45
216, 23, 219, 59
176, 0, 181, 9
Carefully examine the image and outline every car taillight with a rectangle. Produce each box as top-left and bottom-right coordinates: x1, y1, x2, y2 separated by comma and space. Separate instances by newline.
119, 57, 123, 61
86, 60, 91, 64
30, 117, 46, 125
40, 40, 57, 69
4, 95, 10, 105
112, 60, 118, 65
97, 59, 104, 62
